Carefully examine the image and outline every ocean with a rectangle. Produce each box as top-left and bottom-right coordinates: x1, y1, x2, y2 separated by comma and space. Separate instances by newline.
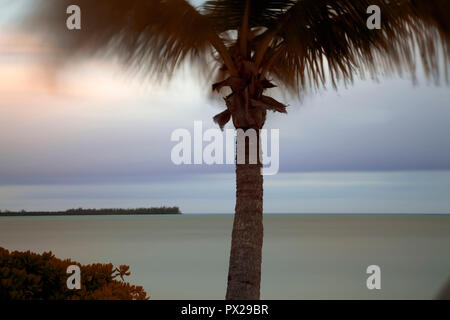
1, 214, 449, 299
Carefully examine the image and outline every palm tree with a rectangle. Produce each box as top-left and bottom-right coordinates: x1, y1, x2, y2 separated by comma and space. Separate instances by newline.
29, 0, 449, 299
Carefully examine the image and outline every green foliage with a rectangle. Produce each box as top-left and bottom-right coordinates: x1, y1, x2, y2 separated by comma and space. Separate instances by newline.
0, 247, 148, 300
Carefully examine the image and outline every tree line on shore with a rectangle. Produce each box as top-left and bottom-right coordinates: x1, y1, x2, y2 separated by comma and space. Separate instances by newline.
0, 207, 181, 216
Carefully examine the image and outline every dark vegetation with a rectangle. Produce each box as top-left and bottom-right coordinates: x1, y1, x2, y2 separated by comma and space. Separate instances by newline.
0, 207, 181, 216
0, 247, 148, 300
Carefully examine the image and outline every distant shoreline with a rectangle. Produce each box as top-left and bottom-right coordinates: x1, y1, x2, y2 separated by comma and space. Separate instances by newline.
0, 207, 181, 216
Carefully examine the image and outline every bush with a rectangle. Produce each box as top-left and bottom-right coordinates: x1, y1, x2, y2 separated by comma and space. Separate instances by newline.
0, 247, 148, 300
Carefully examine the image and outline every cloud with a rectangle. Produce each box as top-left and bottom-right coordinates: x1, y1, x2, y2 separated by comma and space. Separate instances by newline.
1, 3, 449, 213
1, 58, 450, 185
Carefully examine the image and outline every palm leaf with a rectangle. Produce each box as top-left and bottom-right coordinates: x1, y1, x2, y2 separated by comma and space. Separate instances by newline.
27, 0, 450, 95
28, 0, 232, 79
257, 0, 450, 94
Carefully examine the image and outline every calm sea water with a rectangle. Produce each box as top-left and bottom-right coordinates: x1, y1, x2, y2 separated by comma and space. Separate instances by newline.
1, 214, 449, 299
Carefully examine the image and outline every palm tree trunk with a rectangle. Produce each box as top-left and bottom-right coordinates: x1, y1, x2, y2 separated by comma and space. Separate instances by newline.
226, 129, 263, 300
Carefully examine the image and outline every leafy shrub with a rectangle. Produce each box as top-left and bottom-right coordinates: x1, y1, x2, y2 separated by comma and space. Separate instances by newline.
0, 247, 148, 300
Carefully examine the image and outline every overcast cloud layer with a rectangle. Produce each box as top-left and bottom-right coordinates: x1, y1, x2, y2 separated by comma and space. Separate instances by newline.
0, 1, 449, 212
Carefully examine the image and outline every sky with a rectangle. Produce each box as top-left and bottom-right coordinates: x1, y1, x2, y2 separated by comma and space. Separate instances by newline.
0, 1, 450, 213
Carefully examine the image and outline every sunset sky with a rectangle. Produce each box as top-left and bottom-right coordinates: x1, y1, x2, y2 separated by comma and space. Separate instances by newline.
1, 0, 450, 213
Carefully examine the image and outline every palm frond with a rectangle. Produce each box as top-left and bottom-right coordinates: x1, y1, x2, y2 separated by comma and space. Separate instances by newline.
261, 0, 450, 94
26, 0, 450, 97
28, 0, 223, 79
202, 0, 294, 33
